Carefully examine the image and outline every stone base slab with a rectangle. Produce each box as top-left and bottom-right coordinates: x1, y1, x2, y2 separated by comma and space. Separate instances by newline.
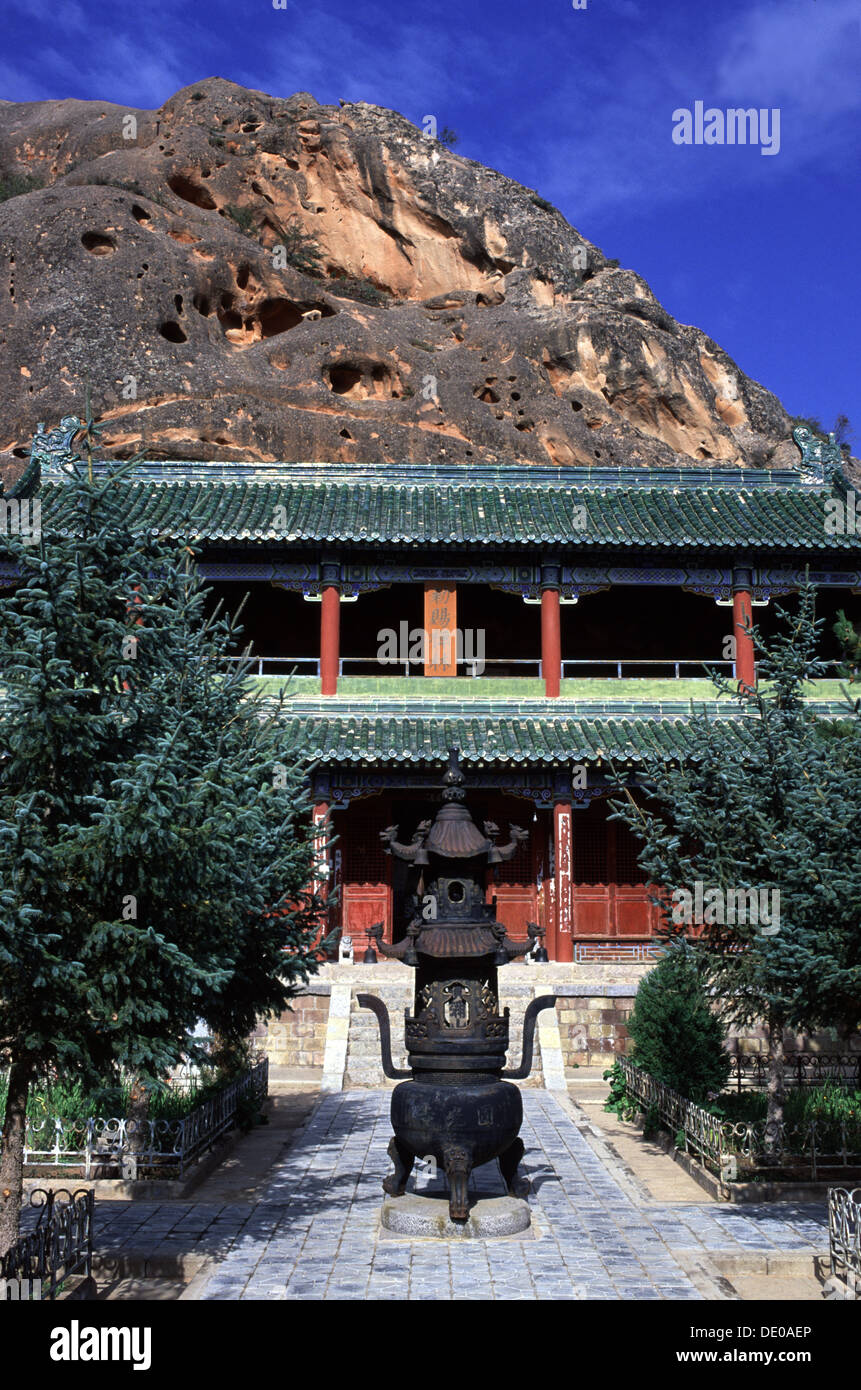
380, 1192, 531, 1239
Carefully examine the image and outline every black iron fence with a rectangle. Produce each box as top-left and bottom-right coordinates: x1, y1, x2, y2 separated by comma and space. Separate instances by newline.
727, 1052, 861, 1093
828, 1187, 861, 1296
1, 1188, 94, 1300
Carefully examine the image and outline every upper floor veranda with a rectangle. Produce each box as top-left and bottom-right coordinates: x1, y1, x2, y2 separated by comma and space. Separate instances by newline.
7, 420, 860, 707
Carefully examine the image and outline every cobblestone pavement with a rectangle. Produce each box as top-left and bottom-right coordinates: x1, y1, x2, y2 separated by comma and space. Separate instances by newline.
79, 1090, 828, 1301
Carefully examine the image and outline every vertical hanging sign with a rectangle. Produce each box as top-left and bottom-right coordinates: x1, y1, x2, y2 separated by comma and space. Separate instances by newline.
424, 583, 457, 677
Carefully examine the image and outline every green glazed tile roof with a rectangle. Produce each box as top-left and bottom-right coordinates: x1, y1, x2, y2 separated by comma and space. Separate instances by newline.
273, 700, 760, 764
38, 475, 861, 550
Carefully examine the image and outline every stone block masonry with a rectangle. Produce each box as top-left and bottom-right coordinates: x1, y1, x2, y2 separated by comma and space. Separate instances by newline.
251, 962, 858, 1088
554, 986, 636, 1069
251, 989, 330, 1077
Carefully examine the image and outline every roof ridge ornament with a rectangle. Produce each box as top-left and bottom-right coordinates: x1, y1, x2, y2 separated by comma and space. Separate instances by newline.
29, 416, 84, 485
792, 425, 845, 485
441, 745, 466, 801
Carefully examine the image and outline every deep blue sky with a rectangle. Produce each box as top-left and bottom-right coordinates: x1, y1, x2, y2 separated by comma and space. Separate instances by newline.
4, 0, 859, 440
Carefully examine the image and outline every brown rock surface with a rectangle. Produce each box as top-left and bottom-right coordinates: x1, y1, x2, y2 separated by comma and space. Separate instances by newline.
0, 77, 797, 483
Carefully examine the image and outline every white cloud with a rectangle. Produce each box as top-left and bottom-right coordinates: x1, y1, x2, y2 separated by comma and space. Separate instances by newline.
716, 0, 861, 113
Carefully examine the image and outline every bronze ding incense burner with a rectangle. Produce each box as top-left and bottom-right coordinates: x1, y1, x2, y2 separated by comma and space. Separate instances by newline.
359, 749, 555, 1223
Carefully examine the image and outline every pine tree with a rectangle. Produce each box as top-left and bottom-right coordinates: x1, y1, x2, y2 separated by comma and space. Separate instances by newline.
610, 582, 861, 1138
0, 439, 324, 1252
625, 946, 730, 1102
834, 609, 861, 683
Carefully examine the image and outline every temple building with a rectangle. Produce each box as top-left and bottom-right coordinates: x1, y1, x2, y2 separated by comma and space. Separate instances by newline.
20, 422, 861, 963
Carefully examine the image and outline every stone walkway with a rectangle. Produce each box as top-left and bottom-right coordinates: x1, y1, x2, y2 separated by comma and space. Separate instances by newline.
83, 1089, 829, 1300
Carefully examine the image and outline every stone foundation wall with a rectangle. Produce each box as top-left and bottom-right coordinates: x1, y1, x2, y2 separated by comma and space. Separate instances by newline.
250, 963, 859, 1086
251, 987, 330, 1073
554, 988, 635, 1069
724, 1023, 861, 1056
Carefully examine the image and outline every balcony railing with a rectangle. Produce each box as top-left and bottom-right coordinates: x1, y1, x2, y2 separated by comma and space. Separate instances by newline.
224, 656, 755, 679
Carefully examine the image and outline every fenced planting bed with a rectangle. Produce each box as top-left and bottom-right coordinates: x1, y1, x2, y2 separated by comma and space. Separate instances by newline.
615, 1056, 861, 1184
0, 1059, 268, 1181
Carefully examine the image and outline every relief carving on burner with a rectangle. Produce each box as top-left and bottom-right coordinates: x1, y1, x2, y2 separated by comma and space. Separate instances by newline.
442, 980, 471, 1029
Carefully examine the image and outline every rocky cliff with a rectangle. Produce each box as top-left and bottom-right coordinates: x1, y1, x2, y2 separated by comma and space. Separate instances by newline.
0, 77, 798, 484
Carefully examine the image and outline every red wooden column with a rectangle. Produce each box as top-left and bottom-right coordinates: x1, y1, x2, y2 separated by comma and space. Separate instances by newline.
541, 563, 562, 698
319, 559, 341, 696
732, 565, 756, 691
553, 801, 574, 962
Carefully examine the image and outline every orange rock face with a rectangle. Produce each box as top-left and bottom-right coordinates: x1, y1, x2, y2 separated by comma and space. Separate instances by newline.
0, 78, 796, 483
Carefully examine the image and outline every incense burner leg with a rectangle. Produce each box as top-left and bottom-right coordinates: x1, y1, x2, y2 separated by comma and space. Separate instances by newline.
498, 1135, 526, 1197
443, 1144, 473, 1222
382, 1136, 415, 1197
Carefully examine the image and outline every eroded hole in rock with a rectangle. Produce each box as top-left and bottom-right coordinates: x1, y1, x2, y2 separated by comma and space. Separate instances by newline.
251, 181, 274, 205
515, 420, 534, 432
159, 321, 187, 343
193, 293, 211, 316
236, 264, 251, 290
81, 231, 116, 256
511, 391, 521, 400
475, 386, 500, 404
174, 294, 184, 314
167, 172, 216, 210
258, 297, 303, 336
339, 428, 353, 439
217, 292, 242, 331
327, 365, 363, 395
131, 205, 151, 224
323, 360, 400, 399
285, 157, 300, 169
571, 400, 583, 411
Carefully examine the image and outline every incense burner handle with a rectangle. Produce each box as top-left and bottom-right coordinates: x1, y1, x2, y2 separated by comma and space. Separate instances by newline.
356, 993, 412, 1079
500, 995, 559, 1080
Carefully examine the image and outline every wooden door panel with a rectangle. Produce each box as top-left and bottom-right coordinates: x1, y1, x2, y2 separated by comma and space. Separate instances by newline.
616, 887, 652, 936
493, 885, 537, 939
342, 883, 391, 943
574, 887, 612, 936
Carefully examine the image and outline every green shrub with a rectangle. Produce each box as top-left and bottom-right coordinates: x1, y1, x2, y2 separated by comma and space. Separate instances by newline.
603, 1060, 638, 1120
0, 173, 44, 201
0, 1072, 223, 1123
279, 219, 323, 276
224, 203, 257, 236
627, 948, 730, 1101
326, 276, 388, 306
713, 1083, 861, 1127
